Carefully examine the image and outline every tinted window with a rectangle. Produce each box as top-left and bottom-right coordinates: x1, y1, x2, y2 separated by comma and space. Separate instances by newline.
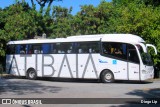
76, 42, 99, 54
15, 45, 21, 54
136, 44, 152, 65
102, 42, 127, 60
128, 44, 140, 64
20, 45, 27, 54
12, 42, 100, 54
15, 44, 31, 54
42, 44, 51, 54
32, 44, 42, 54
15, 44, 47, 54
128, 49, 140, 63
51, 43, 75, 54
7, 45, 15, 54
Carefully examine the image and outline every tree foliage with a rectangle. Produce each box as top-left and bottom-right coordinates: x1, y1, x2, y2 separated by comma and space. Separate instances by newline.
0, 1, 44, 56
30, 0, 62, 13
50, 6, 73, 38
110, 0, 160, 64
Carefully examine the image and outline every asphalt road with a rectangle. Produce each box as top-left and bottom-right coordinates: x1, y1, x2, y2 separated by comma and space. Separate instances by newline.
0, 77, 160, 107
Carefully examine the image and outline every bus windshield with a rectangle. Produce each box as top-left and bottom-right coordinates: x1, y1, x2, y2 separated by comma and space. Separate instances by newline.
136, 44, 153, 66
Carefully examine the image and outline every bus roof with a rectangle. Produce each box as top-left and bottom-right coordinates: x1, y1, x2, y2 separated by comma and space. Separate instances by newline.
7, 34, 145, 45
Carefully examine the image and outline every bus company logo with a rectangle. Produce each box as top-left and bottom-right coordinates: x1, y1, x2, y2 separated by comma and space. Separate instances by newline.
99, 59, 108, 63
2, 99, 11, 104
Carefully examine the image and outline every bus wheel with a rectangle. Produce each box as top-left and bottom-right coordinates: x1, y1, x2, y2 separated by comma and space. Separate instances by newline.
27, 69, 37, 80
101, 70, 114, 83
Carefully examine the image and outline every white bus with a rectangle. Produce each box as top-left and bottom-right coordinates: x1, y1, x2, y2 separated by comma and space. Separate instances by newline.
6, 34, 157, 83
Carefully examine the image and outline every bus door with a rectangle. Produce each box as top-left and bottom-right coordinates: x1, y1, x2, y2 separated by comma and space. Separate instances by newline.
127, 49, 140, 80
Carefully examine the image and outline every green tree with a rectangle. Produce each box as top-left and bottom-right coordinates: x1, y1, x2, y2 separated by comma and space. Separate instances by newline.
5, 3, 43, 40
50, 6, 73, 38
30, 0, 62, 13
73, 1, 113, 35
110, 0, 160, 64
0, 2, 44, 56
76, 5, 98, 34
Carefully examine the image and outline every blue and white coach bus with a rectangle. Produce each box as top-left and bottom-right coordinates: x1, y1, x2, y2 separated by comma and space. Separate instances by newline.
6, 34, 157, 83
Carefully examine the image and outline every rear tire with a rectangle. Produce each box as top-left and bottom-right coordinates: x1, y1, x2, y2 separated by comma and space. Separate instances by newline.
101, 70, 114, 83
27, 69, 37, 80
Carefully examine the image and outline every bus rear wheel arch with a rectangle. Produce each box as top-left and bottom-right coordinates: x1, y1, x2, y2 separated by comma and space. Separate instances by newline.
26, 68, 37, 80
100, 69, 114, 83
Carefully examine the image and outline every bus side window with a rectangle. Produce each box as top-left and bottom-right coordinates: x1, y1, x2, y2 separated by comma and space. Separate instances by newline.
102, 43, 111, 54
76, 42, 87, 53
53, 43, 75, 54
51, 44, 57, 54
27, 44, 33, 54
76, 42, 99, 54
42, 44, 50, 54
15, 45, 21, 54
89, 42, 100, 53
102, 42, 127, 60
65, 43, 74, 54
76, 43, 81, 53
56, 43, 65, 54
33, 45, 42, 54
7, 45, 15, 54
20, 45, 26, 54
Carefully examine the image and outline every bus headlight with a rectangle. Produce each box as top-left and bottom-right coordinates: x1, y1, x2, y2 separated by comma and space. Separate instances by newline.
142, 70, 147, 74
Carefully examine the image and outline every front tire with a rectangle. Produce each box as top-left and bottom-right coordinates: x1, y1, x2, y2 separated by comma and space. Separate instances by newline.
101, 70, 114, 83
27, 69, 37, 80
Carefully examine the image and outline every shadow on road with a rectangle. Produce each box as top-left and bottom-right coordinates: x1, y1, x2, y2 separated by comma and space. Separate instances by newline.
110, 88, 160, 107
0, 78, 62, 95
126, 88, 160, 98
